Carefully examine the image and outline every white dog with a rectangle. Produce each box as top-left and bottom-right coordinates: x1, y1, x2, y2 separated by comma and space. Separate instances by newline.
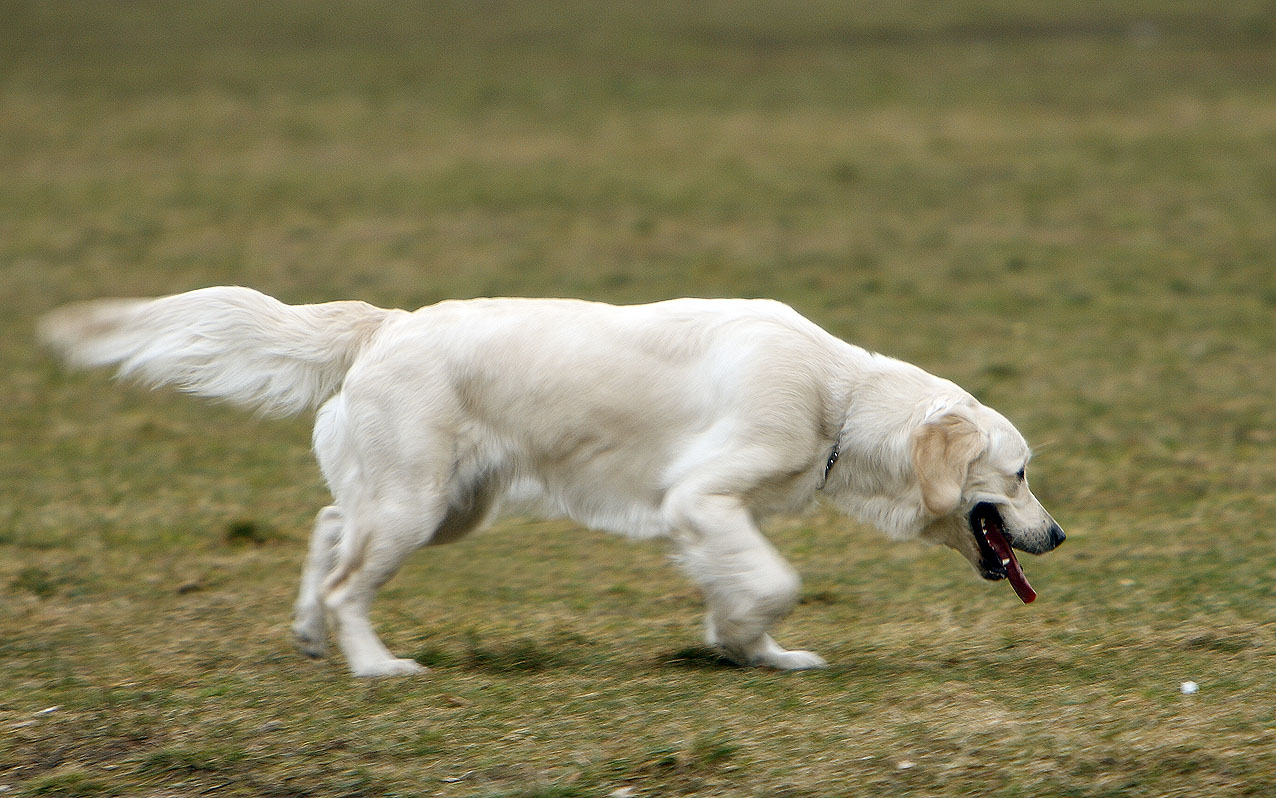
40, 287, 1064, 677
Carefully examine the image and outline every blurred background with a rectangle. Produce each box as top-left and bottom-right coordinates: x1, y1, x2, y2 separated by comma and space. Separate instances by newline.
3, 2, 1276, 796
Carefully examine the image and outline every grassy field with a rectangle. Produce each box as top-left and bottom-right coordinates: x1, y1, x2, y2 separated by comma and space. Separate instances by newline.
4, 1, 1276, 795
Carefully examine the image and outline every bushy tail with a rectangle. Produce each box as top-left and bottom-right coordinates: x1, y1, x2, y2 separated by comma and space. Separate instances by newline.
38, 286, 394, 416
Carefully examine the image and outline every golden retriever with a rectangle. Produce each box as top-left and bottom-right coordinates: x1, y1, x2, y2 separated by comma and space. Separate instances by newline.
40, 287, 1064, 677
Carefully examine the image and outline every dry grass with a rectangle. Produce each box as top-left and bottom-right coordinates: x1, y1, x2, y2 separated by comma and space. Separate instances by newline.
4, 1, 1276, 796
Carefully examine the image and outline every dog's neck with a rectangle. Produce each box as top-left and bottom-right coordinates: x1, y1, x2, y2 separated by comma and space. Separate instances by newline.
820, 353, 967, 540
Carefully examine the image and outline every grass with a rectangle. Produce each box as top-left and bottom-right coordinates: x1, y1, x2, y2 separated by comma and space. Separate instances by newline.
3, 0, 1276, 795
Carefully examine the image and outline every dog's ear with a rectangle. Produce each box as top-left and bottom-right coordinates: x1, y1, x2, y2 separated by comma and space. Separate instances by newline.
911, 410, 986, 517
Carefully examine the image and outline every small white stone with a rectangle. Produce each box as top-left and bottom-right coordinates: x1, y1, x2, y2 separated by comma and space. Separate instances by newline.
1180, 680, 1199, 695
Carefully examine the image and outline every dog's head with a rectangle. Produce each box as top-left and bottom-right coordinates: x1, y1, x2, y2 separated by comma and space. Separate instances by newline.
911, 402, 1064, 602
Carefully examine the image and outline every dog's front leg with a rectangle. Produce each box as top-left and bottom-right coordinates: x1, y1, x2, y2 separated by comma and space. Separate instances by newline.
668, 491, 827, 670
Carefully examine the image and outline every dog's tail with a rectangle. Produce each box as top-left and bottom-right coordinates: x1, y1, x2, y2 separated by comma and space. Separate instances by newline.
38, 286, 395, 416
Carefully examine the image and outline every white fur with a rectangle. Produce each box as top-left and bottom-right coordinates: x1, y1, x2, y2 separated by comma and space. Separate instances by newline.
38, 287, 392, 417
40, 287, 1061, 677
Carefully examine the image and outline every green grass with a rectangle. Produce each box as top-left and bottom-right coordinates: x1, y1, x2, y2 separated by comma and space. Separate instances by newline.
4, 1, 1276, 795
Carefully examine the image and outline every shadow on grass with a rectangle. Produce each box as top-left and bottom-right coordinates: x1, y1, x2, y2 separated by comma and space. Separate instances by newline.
658, 645, 741, 670
413, 639, 745, 674
413, 631, 592, 674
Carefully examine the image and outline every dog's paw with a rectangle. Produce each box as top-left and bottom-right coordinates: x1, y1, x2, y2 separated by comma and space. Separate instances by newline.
291, 621, 328, 659
760, 649, 828, 670
350, 657, 428, 678
716, 633, 830, 671
295, 638, 328, 660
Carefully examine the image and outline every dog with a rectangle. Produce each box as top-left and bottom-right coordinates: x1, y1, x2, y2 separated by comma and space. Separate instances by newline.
40, 287, 1064, 676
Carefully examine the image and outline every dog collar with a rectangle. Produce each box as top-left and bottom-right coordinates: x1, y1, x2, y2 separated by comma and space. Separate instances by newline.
819, 441, 841, 489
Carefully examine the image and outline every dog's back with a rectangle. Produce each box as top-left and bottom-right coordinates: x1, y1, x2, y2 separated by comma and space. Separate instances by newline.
322, 296, 851, 539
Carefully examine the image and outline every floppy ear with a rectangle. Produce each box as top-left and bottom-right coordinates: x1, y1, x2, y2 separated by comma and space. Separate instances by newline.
911, 411, 986, 517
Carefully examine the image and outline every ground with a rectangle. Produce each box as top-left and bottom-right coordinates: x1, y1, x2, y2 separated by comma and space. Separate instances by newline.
3, 1, 1276, 796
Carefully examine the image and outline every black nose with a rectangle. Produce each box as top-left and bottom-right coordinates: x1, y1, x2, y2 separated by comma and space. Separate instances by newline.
1048, 523, 1066, 549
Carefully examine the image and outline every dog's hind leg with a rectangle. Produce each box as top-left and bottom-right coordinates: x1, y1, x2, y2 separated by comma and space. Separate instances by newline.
319, 472, 501, 678
319, 494, 451, 678
292, 505, 343, 658
667, 490, 827, 670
